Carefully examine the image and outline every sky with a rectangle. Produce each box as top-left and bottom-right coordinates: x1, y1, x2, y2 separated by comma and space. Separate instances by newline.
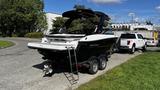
44, 0, 160, 24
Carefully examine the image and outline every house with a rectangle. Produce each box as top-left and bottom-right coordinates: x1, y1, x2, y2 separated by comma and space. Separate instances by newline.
111, 23, 155, 31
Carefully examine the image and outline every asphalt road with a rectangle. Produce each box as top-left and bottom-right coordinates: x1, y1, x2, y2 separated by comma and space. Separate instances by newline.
0, 38, 145, 90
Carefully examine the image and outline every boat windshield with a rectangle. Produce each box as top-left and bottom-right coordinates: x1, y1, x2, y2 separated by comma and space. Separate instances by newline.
51, 17, 99, 35
50, 9, 110, 35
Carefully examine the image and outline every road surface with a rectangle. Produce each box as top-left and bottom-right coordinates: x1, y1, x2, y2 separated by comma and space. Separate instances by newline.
0, 38, 142, 90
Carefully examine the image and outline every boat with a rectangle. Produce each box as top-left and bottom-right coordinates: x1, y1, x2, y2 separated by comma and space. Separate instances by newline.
28, 9, 118, 76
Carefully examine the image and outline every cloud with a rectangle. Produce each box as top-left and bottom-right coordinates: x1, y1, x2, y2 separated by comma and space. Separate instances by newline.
128, 13, 135, 17
134, 17, 139, 22
88, 0, 125, 4
156, 6, 160, 11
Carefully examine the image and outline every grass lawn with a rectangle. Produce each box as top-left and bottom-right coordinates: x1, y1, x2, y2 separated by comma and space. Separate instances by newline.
0, 40, 14, 48
77, 52, 160, 90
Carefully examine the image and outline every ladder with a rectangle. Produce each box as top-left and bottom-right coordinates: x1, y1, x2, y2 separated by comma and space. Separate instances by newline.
64, 46, 79, 85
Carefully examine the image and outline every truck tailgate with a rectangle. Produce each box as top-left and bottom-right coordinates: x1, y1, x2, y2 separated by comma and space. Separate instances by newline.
120, 39, 128, 46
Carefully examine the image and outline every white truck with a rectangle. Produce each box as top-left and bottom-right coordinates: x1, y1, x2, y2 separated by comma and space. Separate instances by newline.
119, 33, 147, 54
113, 30, 160, 47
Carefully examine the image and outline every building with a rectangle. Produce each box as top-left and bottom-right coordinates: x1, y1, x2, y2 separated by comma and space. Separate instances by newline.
154, 25, 160, 31
111, 23, 155, 31
45, 13, 62, 35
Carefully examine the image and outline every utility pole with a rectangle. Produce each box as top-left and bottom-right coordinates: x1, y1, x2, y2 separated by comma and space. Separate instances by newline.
128, 13, 135, 23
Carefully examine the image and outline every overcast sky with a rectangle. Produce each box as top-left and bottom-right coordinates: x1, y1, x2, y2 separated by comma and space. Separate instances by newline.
44, 0, 160, 24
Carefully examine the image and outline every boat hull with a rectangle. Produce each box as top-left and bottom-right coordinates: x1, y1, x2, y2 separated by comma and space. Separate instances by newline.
36, 37, 117, 63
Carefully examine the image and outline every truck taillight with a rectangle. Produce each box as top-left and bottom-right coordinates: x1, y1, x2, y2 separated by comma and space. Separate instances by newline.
127, 40, 131, 45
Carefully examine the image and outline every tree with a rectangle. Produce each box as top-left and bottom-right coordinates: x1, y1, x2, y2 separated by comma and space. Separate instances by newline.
51, 16, 99, 34
145, 20, 153, 25
74, 4, 85, 10
51, 17, 67, 33
0, 0, 47, 37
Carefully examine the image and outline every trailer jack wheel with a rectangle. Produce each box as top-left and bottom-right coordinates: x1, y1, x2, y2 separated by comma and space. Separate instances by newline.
98, 55, 107, 70
88, 57, 98, 74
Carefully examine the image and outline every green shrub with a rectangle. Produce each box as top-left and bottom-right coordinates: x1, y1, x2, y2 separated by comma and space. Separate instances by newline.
25, 32, 43, 38
12, 34, 18, 37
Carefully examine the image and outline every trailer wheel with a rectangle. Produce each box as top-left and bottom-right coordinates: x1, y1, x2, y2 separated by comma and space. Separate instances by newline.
88, 57, 98, 74
98, 55, 108, 70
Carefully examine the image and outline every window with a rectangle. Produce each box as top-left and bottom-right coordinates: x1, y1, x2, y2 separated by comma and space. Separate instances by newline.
121, 34, 136, 39
137, 34, 143, 39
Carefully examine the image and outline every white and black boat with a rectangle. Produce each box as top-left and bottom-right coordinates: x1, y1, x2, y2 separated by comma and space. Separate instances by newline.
28, 9, 118, 75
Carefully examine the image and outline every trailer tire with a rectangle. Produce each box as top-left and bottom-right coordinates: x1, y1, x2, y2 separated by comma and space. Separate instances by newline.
88, 57, 98, 74
98, 55, 107, 70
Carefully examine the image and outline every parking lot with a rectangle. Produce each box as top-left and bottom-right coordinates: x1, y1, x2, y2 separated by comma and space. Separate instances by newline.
1, 38, 156, 90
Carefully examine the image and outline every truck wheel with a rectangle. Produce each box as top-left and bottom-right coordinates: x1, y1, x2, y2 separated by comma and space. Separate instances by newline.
142, 44, 147, 52
130, 45, 135, 54
98, 55, 108, 70
88, 57, 99, 74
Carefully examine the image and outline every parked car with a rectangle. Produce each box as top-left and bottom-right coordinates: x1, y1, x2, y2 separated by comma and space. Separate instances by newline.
119, 33, 147, 54
145, 38, 158, 46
